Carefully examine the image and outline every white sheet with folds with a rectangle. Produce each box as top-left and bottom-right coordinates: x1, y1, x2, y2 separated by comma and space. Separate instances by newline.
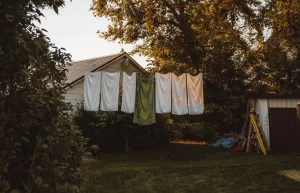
187, 73, 204, 115
100, 71, 120, 111
121, 72, 136, 113
155, 73, 172, 113
171, 73, 188, 115
84, 71, 101, 111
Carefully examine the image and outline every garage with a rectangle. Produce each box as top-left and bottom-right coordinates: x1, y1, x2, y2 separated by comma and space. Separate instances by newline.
247, 95, 300, 154
269, 108, 300, 153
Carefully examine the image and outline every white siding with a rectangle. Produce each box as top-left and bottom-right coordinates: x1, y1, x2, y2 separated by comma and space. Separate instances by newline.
63, 57, 143, 111
267, 98, 300, 108
62, 81, 84, 109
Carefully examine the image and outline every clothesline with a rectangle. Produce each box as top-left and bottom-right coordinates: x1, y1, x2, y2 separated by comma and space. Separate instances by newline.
83, 71, 204, 125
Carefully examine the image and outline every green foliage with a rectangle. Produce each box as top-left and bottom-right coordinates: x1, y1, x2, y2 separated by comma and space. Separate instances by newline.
91, 0, 300, 136
170, 122, 213, 142
91, 0, 260, 135
168, 100, 245, 142
73, 104, 170, 152
250, 0, 300, 93
0, 0, 85, 192
91, 0, 260, 69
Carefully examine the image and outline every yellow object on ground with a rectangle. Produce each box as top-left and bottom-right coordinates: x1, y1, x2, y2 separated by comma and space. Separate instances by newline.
249, 114, 267, 155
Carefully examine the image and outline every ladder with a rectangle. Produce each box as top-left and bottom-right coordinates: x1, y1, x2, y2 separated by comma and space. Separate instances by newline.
249, 113, 267, 155
243, 99, 256, 152
256, 119, 271, 152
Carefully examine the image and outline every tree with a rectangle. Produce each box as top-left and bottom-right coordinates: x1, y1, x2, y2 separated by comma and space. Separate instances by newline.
0, 1, 85, 192
251, 0, 300, 93
91, 0, 263, 133
91, 0, 261, 72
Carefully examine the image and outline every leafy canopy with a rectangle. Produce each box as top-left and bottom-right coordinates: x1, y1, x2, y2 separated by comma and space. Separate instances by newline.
91, 0, 300, 132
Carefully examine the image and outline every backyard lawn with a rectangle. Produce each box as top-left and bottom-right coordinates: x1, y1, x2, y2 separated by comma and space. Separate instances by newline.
83, 144, 300, 193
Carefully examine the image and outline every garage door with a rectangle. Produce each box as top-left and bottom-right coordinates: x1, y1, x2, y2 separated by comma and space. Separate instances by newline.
268, 108, 300, 153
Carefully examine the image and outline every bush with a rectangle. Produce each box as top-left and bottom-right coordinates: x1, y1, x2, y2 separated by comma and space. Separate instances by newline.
0, 1, 86, 191
0, 90, 86, 193
73, 104, 170, 152
169, 122, 215, 142
167, 100, 245, 142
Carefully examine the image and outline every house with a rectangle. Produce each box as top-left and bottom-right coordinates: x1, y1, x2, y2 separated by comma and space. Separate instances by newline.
63, 51, 147, 109
245, 94, 300, 154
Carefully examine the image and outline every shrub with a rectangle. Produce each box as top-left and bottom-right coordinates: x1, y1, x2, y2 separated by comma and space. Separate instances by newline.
0, 90, 86, 193
167, 100, 245, 142
0, 1, 85, 191
73, 104, 170, 152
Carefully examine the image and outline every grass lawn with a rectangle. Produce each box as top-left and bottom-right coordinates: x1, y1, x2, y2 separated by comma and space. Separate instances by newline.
83, 143, 300, 193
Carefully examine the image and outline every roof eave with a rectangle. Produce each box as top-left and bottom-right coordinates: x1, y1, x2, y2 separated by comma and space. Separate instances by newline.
124, 52, 148, 75
64, 52, 148, 89
64, 52, 126, 89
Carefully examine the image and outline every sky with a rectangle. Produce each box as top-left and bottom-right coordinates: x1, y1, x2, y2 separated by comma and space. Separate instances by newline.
40, 0, 148, 67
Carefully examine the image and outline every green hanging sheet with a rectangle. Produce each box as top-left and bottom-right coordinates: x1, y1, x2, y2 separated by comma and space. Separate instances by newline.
133, 74, 156, 125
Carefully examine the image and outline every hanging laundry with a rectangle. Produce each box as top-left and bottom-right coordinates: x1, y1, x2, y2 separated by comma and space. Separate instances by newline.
133, 74, 156, 125
121, 72, 136, 113
171, 73, 188, 115
187, 73, 204, 115
100, 71, 120, 111
84, 71, 101, 111
155, 73, 172, 113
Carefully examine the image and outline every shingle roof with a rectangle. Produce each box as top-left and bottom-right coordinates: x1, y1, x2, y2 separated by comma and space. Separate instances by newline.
65, 52, 125, 85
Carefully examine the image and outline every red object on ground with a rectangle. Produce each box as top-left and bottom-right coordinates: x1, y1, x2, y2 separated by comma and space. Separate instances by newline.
229, 144, 242, 152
